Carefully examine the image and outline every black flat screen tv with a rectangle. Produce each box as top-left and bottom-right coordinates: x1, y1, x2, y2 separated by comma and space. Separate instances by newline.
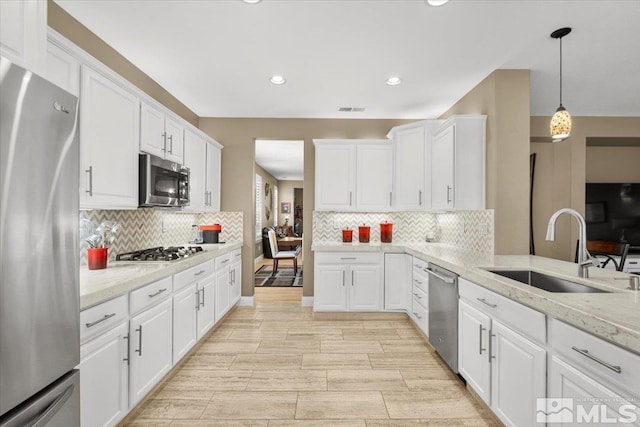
585, 183, 640, 248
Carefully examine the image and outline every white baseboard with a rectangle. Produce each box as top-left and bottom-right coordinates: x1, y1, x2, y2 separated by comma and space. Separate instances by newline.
254, 254, 264, 264
301, 296, 314, 307
238, 296, 255, 306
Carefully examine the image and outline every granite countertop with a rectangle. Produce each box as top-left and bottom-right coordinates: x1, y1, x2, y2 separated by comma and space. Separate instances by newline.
312, 241, 640, 355
80, 242, 242, 310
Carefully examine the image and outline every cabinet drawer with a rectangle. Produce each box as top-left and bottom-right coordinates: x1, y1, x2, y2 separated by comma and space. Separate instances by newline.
80, 295, 128, 343
411, 298, 428, 336
412, 270, 429, 294
412, 285, 428, 310
412, 257, 429, 273
549, 318, 640, 397
231, 248, 242, 264
130, 276, 173, 314
315, 252, 381, 265
459, 277, 546, 344
215, 252, 232, 270
174, 259, 215, 291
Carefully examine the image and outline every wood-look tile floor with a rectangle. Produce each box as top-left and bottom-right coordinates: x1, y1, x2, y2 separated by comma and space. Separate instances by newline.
122, 303, 498, 427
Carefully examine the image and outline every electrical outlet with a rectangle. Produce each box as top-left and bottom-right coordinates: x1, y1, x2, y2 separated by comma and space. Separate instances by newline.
333, 220, 340, 230
478, 222, 489, 235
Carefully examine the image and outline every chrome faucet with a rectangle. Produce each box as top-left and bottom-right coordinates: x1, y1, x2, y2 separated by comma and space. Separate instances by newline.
546, 208, 599, 278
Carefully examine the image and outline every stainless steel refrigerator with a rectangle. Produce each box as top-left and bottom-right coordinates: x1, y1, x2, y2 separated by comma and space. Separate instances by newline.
0, 57, 80, 426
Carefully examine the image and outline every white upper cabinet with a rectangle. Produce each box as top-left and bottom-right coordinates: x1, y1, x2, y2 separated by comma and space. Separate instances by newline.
0, 0, 46, 74
356, 144, 393, 212
431, 115, 486, 211
183, 129, 207, 212
80, 65, 140, 209
391, 125, 426, 210
205, 142, 222, 211
140, 102, 184, 164
314, 141, 356, 211
314, 139, 392, 212
45, 41, 80, 96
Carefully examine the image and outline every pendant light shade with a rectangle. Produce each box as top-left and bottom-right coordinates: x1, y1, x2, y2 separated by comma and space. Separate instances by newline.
550, 27, 572, 142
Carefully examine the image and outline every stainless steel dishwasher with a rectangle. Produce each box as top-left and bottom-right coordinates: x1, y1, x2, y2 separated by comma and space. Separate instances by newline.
427, 263, 459, 373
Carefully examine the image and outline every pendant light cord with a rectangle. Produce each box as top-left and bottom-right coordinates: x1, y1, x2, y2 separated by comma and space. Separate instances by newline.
559, 36, 563, 106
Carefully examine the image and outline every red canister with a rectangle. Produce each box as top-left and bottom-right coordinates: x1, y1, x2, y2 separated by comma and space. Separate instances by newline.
380, 222, 393, 243
342, 228, 353, 243
87, 247, 108, 270
358, 225, 371, 243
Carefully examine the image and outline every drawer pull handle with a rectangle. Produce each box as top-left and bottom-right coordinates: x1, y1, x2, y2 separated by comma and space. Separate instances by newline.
340, 257, 356, 260
85, 313, 116, 328
477, 298, 497, 308
413, 312, 422, 320
194, 269, 206, 276
414, 279, 422, 284
148, 288, 167, 298
571, 346, 622, 374
426, 268, 455, 284
221, 259, 229, 264
413, 293, 422, 299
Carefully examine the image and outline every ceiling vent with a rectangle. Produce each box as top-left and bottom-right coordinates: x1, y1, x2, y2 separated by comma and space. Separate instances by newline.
338, 107, 366, 112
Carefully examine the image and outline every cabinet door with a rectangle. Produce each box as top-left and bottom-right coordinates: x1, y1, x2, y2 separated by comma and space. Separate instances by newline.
80, 66, 139, 209
393, 126, 426, 210
165, 116, 184, 164
172, 284, 198, 364
314, 265, 348, 311
549, 355, 640, 426
384, 254, 410, 310
215, 267, 231, 322
458, 300, 491, 404
183, 130, 207, 211
490, 320, 545, 427
129, 298, 172, 406
140, 102, 166, 159
315, 144, 356, 211
206, 143, 222, 211
356, 144, 393, 211
197, 274, 216, 339
79, 323, 128, 427
45, 41, 80, 96
349, 265, 383, 311
431, 125, 455, 210
0, 0, 46, 73
230, 261, 242, 306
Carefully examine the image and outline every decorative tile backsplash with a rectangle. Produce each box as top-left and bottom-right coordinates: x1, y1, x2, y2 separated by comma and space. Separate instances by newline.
79, 210, 243, 264
313, 210, 494, 254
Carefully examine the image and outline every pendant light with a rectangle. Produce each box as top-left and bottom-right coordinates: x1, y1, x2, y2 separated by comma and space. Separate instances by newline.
550, 27, 572, 142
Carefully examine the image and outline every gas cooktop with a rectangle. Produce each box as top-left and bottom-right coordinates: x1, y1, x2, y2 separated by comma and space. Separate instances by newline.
116, 246, 204, 262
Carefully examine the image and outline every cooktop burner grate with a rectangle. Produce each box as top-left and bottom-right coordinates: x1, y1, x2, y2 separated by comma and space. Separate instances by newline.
116, 246, 203, 262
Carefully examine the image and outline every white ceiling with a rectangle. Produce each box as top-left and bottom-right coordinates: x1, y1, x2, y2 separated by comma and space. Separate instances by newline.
255, 139, 304, 181
55, 0, 640, 119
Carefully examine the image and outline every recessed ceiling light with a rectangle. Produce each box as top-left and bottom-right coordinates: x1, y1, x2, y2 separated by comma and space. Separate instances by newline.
270, 75, 286, 85
243, 0, 262, 4
427, 0, 449, 6
385, 76, 403, 86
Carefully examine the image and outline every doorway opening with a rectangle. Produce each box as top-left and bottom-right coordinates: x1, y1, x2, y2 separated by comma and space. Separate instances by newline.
254, 139, 304, 302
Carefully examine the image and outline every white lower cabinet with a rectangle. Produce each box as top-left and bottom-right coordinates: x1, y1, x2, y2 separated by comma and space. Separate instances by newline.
172, 284, 198, 363
129, 298, 173, 407
197, 274, 216, 338
458, 278, 546, 427
314, 252, 383, 311
410, 257, 430, 335
230, 255, 242, 306
384, 253, 410, 310
215, 265, 231, 322
79, 322, 129, 427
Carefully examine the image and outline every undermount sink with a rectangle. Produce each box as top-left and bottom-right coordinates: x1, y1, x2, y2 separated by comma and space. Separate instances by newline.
487, 269, 610, 293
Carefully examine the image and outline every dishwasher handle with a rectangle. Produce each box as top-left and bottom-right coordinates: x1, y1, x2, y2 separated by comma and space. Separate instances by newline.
426, 268, 455, 284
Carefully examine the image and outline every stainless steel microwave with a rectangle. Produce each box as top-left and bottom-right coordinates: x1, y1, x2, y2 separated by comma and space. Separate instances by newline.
139, 154, 190, 208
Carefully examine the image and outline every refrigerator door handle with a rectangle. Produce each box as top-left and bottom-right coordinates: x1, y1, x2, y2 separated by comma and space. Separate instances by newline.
29, 383, 75, 427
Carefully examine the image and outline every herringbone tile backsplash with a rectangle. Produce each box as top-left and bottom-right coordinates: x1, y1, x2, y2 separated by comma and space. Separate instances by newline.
313, 210, 494, 254
79, 210, 243, 265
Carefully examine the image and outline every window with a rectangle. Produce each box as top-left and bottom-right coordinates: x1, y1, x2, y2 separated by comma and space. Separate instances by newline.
255, 174, 262, 240
274, 185, 278, 226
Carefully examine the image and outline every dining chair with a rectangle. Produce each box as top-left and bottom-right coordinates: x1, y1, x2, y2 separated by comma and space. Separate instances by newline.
576, 240, 630, 272
267, 229, 301, 275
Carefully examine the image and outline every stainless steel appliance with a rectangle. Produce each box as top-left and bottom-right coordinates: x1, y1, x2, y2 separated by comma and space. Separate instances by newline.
139, 153, 190, 208
0, 57, 80, 426
427, 263, 459, 373
116, 246, 204, 262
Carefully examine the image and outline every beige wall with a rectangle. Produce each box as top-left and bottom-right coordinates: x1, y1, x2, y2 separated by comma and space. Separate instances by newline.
440, 70, 531, 255
278, 180, 303, 227
198, 118, 412, 298
47, 0, 198, 126
586, 147, 640, 183
254, 164, 277, 257
530, 117, 640, 261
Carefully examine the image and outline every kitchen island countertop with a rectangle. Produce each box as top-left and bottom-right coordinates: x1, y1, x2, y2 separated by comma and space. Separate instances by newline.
312, 241, 640, 354
80, 242, 242, 310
